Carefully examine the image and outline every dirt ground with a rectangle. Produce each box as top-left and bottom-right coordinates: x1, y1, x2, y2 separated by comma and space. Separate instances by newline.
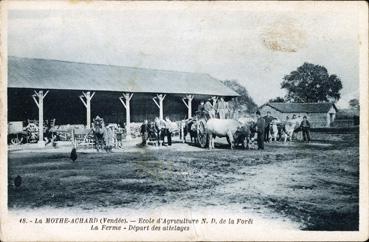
8, 131, 359, 231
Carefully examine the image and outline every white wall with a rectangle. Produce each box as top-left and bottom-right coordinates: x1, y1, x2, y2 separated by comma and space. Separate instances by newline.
326, 106, 337, 127
259, 105, 334, 128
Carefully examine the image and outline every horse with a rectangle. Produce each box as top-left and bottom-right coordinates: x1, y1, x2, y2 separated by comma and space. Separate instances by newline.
92, 118, 106, 152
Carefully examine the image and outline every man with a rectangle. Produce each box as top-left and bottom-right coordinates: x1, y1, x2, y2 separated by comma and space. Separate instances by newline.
217, 97, 226, 119
300, 116, 311, 142
44, 120, 56, 147
279, 115, 290, 141
212, 98, 218, 118
204, 100, 215, 118
140, 120, 149, 146
104, 125, 115, 152
164, 116, 173, 146
256, 111, 265, 150
93, 115, 104, 128
263, 111, 274, 142
154, 117, 164, 146
227, 99, 236, 119
224, 100, 229, 119
196, 101, 204, 117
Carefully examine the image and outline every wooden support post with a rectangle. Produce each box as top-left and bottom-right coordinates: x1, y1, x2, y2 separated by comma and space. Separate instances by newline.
32, 90, 49, 146
153, 94, 166, 120
182, 94, 194, 119
119, 93, 134, 140
79, 91, 95, 128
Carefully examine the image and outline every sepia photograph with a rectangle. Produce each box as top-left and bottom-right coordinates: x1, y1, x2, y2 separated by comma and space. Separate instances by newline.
1, 1, 368, 241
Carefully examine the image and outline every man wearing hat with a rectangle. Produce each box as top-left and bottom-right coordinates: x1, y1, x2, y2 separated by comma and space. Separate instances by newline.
93, 115, 105, 129
217, 97, 227, 119
204, 99, 215, 118
227, 99, 236, 119
197, 101, 205, 117
256, 110, 265, 150
300, 116, 311, 142
263, 111, 274, 142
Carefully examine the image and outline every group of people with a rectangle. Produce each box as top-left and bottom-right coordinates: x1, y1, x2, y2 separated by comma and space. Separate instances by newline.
197, 97, 239, 119
140, 116, 175, 146
92, 116, 118, 152
92, 108, 312, 151
255, 111, 312, 150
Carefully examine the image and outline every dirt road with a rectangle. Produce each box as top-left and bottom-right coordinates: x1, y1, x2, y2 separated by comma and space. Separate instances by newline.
8, 131, 359, 230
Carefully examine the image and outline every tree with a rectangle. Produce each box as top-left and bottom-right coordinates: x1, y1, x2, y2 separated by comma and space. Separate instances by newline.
268, 96, 285, 103
281, 63, 343, 103
222, 80, 258, 113
349, 98, 359, 109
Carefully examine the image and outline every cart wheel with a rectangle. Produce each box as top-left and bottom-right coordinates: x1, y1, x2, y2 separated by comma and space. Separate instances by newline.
11, 135, 23, 145
197, 119, 208, 148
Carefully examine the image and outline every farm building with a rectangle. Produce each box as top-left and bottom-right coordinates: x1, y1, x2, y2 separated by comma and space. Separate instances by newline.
332, 108, 359, 128
8, 56, 238, 143
259, 102, 338, 128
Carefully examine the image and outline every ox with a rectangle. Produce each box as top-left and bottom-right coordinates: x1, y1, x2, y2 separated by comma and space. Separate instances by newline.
282, 117, 303, 142
206, 118, 255, 150
268, 118, 281, 142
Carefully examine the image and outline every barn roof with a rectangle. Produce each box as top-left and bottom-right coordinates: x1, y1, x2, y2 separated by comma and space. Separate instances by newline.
8, 56, 239, 97
265, 102, 338, 113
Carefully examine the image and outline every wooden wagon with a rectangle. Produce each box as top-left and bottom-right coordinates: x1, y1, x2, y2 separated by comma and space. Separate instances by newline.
8, 121, 27, 145
72, 128, 94, 148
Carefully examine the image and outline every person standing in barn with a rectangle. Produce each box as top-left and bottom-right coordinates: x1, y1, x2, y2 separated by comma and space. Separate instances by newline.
197, 101, 205, 118
212, 98, 218, 118
164, 116, 173, 146
204, 100, 215, 118
256, 111, 265, 150
104, 125, 115, 152
227, 99, 236, 119
300, 116, 311, 142
140, 120, 149, 146
263, 111, 274, 142
154, 117, 163, 146
217, 97, 226, 119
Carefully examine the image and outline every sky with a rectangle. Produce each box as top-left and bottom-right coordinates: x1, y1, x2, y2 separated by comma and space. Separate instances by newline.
7, 2, 362, 107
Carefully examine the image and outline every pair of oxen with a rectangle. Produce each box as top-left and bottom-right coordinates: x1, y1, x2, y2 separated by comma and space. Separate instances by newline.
183, 117, 303, 149
268, 117, 304, 142
183, 117, 256, 150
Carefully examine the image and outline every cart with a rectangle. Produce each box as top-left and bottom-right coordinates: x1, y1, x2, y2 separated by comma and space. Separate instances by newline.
72, 128, 94, 148
8, 121, 27, 145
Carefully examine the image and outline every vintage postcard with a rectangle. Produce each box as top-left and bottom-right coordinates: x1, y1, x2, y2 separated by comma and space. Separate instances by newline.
0, 1, 368, 241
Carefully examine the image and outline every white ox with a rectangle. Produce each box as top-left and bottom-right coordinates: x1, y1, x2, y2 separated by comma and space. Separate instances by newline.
270, 118, 280, 141
206, 118, 242, 150
283, 117, 303, 142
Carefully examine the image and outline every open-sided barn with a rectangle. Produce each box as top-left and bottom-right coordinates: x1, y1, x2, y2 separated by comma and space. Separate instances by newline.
8, 56, 238, 143
259, 102, 338, 128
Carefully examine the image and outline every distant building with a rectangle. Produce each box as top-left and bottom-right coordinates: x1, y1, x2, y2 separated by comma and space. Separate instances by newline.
259, 102, 338, 128
332, 108, 359, 128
